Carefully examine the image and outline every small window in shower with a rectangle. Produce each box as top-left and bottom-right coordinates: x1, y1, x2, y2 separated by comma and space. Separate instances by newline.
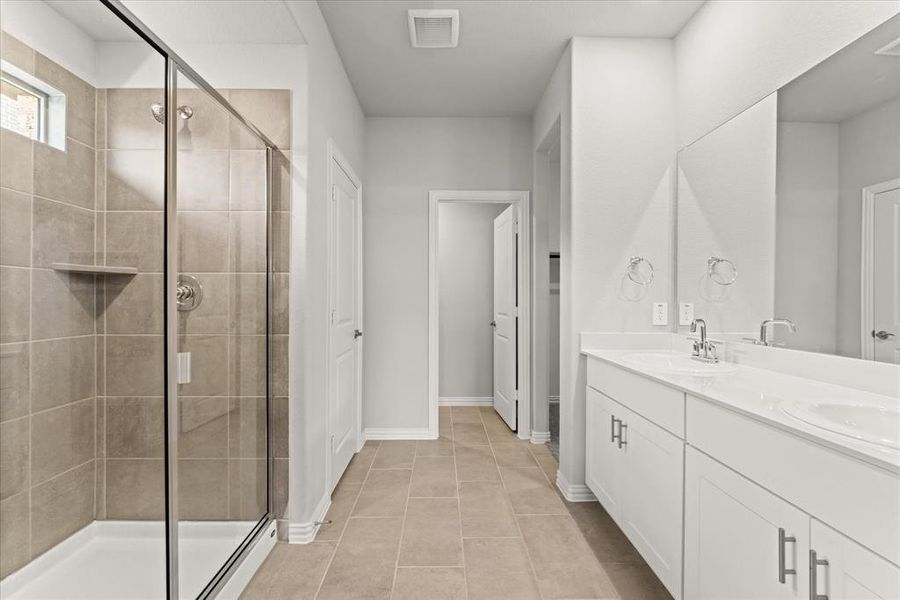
0, 62, 65, 149
1, 72, 47, 140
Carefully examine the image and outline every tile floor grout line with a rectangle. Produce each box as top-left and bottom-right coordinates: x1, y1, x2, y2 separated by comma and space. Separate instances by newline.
451, 411, 471, 600
388, 441, 414, 599
312, 442, 377, 599
484, 407, 548, 600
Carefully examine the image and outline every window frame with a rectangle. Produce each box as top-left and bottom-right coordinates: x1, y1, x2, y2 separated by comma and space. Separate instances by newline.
1, 70, 49, 143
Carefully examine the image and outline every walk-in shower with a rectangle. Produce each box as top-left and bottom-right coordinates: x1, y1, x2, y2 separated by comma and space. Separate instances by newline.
0, 0, 291, 597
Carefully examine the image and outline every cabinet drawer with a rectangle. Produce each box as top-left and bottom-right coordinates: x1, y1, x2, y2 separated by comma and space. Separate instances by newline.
587, 358, 685, 437
687, 395, 900, 566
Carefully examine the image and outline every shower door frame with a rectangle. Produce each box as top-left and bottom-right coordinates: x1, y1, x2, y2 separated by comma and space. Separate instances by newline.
99, 1, 282, 598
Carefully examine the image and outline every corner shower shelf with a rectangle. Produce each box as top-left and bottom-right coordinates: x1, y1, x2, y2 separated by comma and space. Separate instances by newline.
52, 263, 138, 276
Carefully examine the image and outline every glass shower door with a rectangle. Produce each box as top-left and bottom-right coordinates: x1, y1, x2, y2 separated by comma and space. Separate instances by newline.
172, 68, 270, 598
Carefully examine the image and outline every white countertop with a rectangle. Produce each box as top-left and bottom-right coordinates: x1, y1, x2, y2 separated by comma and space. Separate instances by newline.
582, 348, 900, 475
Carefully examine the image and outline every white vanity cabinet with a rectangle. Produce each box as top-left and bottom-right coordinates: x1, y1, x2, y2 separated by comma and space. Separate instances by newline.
585, 363, 684, 599
685, 447, 809, 599
811, 520, 900, 600
584, 353, 900, 600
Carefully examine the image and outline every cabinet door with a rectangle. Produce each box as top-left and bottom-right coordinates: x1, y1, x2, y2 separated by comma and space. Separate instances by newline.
685, 447, 809, 600
620, 406, 684, 599
585, 387, 624, 521
811, 519, 900, 599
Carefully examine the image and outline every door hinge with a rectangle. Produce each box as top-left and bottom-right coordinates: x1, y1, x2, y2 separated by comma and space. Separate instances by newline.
331, 309, 336, 324
513, 306, 519, 317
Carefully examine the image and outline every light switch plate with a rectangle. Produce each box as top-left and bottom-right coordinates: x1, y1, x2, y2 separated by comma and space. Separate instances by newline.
679, 303, 694, 326
652, 302, 668, 326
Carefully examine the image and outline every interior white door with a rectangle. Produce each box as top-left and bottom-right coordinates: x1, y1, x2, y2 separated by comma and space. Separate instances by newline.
492, 205, 518, 429
329, 158, 361, 490
872, 186, 900, 364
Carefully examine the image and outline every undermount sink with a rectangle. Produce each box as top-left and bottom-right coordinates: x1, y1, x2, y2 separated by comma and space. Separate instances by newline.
620, 351, 738, 376
781, 400, 900, 450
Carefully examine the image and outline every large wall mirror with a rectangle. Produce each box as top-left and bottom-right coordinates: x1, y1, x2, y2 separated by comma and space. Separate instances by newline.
677, 13, 900, 364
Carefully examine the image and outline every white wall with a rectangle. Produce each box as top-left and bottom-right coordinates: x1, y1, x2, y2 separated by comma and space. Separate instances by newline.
675, 0, 900, 148
837, 96, 900, 356
775, 121, 839, 353
677, 94, 777, 336
438, 202, 507, 400
557, 37, 676, 496
282, 0, 365, 537
531, 45, 570, 443
364, 117, 532, 431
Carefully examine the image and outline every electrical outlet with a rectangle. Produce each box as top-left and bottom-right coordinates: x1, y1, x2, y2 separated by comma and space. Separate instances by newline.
652, 302, 668, 326
679, 303, 695, 326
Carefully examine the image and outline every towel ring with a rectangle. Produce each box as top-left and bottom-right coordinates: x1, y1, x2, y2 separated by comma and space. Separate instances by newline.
707, 257, 737, 286
627, 256, 654, 286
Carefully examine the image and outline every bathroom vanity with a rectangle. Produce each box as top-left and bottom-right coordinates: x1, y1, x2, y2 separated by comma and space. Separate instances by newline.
582, 342, 900, 600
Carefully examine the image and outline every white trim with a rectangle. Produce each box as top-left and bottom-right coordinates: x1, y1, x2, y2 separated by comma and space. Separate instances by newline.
365, 427, 435, 440
288, 494, 332, 544
439, 396, 493, 406
428, 190, 533, 442
530, 430, 551, 444
556, 470, 597, 503
218, 521, 277, 599
861, 178, 900, 360
324, 139, 364, 496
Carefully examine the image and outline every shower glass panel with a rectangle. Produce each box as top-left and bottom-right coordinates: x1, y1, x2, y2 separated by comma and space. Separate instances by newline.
173, 67, 270, 599
0, 3, 168, 598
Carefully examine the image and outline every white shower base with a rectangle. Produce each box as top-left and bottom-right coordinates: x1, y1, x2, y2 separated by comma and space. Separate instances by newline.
0, 520, 268, 599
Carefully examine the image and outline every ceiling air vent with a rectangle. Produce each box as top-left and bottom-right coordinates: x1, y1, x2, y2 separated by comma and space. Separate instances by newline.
875, 36, 900, 57
408, 9, 459, 49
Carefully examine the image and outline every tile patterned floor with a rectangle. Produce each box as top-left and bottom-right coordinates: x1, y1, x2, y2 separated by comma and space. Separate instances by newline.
241, 406, 671, 600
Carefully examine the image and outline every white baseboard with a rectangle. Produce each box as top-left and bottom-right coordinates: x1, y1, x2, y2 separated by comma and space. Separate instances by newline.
530, 430, 551, 444
288, 494, 331, 544
365, 427, 435, 440
439, 397, 493, 406
218, 520, 277, 599
549, 395, 560, 404
556, 470, 597, 503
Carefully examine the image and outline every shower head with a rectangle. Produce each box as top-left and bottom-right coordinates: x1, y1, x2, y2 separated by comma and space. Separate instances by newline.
150, 103, 194, 124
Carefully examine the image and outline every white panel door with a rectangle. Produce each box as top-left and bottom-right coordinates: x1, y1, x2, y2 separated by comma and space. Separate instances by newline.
685, 447, 809, 600
492, 205, 517, 429
619, 407, 684, 599
811, 519, 900, 600
585, 387, 624, 522
873, 187, 900, 363
329, 158, 361, 490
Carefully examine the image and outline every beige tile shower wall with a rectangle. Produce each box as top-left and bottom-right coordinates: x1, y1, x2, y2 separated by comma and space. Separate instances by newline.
0, 32, 98, 579
96, 87, 291, 522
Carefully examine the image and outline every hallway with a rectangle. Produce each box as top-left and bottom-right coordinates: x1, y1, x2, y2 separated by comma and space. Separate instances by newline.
242, 406, 670, 600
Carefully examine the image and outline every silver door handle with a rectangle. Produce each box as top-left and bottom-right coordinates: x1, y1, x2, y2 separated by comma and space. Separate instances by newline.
610, 416, 620, 443
490, 321, 497, 328
353, 329, 363, 339
778, 528, 796, 583
810, 549, 829, 600
618, 422, 627, 448
873, 330, 895, 340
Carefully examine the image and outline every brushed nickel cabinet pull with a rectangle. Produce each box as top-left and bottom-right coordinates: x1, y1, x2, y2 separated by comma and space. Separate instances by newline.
810, 549, 829, 600
778, 528, 796, 583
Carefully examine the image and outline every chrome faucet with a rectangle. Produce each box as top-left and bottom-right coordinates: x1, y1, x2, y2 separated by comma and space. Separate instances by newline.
690, 318, 718, 363
754, 318, 798, 346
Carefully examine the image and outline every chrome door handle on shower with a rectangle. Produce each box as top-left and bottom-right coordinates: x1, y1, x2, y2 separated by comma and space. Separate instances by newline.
873, 330, 895, 340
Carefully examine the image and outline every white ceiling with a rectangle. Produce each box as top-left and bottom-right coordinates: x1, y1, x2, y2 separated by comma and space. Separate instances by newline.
46, 0, 305, 44
318, 0, 705, 117
779, 14, 900, 123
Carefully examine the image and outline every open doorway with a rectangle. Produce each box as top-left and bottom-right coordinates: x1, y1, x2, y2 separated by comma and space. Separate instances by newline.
547, 139, 562, 459
428, 190, 531, 438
